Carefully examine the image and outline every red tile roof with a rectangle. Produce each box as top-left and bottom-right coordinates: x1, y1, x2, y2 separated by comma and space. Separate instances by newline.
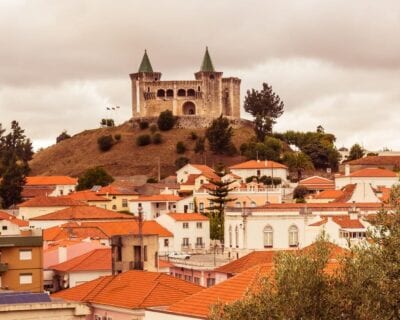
168, 213, 209, 221
22, 186, 56, 199
347, 156, 400, 166
0, 211, 29, 227
299, 176, 335, 190
167, 264, 273, 318
214, 250, 279, 274
332, 184, 357, 203
67, 191, 110, 202
258, 202, 384, 211
26, 176, 77, 186
30, 205, 135, 221
97, 185, 138, 196
52, 270, 202, 309
339, 168, 398, 178
50, 248, 111, 272
191, 164, 215, 174
313, 189, 344, 200
132, 194, 182, 202
43, 225, 109, 241
309, 216, 365, 229
229, 160, 287, 170
18, 196, 85, 208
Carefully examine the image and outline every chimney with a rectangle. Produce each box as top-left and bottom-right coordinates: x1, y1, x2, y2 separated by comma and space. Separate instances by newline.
345, 164, 350, 176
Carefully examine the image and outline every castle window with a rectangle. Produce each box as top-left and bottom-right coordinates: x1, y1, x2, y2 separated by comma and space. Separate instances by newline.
166, 89, 174, 97
157, 89, 165, 97
147, 87, 150, 92
209, 74, 215, 80
187, 89, 195, 97
182, 101, 196, 115
198, 86, 201, 91
177, 89, 186, 97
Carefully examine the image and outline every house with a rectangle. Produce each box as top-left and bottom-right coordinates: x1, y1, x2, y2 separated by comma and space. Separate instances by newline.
29, 205, 135, 229
229, 159, 288, 184
335, 166, 399, 189
23, 176, 78, 197
176, 164, 216, 184
0, 291, 90, 320
341, 155, 400, 172
50, 248, 111, 290
52, 270, 203, 320
156, 213, 210, 254
18, 196, 86, 220
129, 194, 182, 220
298, 176, 335, 193
43, 220, 174, 256
111, 233, 159, 272
0, 211, 28, 235
66, 190, 111, 209
145, 264, 274, 320
94, 185, 139, 211
224, 202, 384, 250
0, 229, 43, 292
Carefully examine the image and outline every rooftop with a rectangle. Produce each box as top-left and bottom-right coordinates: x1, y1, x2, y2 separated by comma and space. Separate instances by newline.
167, 213, 209, 222
26, 176, 77, 186
338, 167, 398, 178
67, 190, 110, 202
229, 160, 287, 170
346, 155, 400, 166
18, 196, 85, 208
0, 211, 28, 227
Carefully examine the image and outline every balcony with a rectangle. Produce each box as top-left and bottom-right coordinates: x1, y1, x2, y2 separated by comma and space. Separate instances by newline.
181, 244, 191, 252
0, 263, 8, 273
195, 243, 205, 249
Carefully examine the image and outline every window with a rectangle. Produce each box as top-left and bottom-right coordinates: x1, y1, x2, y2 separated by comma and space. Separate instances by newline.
94, 315, 101, 320
189, 202, 194, 210
199, 202, 204, 213
229, 226, 232, 247
164, 239, 169, 247
235, 202, 241, 208
257, 169, 261, 176
19, 249, 32, 260
196, 222, 202, 229
182, 238, 189, 246
156, 203, 159, 208
235, 226, 239, 248
263, 225, 273, 248
177, 89, 186, 97
122, 199, 128, 208
19, 273, 32, 284
196, 237, 203, 245
183, 222, 189, 229
2, 225, 7, 231
166, 89, 174, 97
194, 277, 200, 285
116, 245, 122, 261
112, 205, 117, 210
288, 225, 299, 247
144, 246, 148, 262
175, 273, 182, 279
184, 275, 192, 281
59, 190, 64, 195
112, 196, 116, 199
206, 278, 216, 287
251, 201, 257, 207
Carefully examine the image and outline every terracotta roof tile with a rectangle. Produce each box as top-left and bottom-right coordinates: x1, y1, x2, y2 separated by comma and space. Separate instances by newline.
299, 176, 335, 190
333, 184, 357, 203
309, 216, 365, 229
18, 196, 85, 208
31, 205, 135, 221
52, 270, 202, 309
313, 189, 344, 200
229, 160, 287, 170
347, 156, 400, 166
191, 164, 215, 174
22, 186, 56, 199
132, 195, 182, 202
97, 185, 138, 196
0, 211, 29, 227
67, 191, 110, 202
50, 248, 111, 272
26, 176, 77, 186
167, 213, 209, 221
215, 251, 279, 274
338, 168, 398, 178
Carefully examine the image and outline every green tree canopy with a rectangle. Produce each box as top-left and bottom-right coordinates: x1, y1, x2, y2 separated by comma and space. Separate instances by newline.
241, 137, 283, 162
157, 110, 175, 131
76, 167, 114, 191
347, 143, 365, 161
244, 83, 284, 141
283, 151, 314, 180
206, 115, 234, 155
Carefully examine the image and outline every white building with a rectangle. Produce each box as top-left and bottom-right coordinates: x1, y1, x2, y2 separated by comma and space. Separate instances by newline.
25, 176, 78, 197
156, 213, 210, 253
176, 164, 216, 184
335, 166, 399, 189
129, 194, 182, 220
229, 160, 288, 184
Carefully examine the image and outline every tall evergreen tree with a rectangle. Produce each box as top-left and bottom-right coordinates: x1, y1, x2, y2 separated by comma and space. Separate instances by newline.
206, 168, 236, 241
205, 115, 234, 155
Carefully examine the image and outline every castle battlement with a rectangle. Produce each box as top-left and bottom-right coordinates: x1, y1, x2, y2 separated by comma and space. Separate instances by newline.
130, 48, 241, 119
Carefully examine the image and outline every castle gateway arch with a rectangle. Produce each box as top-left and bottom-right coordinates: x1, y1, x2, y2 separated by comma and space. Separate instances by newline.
182, 101, 196, 115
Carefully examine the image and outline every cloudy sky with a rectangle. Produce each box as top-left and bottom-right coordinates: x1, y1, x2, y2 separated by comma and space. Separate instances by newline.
1, 0, 399, 151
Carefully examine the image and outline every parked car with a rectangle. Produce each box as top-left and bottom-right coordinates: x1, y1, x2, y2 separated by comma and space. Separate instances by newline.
168, 252, 191, 260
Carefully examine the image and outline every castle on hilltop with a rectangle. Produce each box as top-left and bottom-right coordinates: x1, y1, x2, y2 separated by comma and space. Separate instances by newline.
129, 48, 241, 119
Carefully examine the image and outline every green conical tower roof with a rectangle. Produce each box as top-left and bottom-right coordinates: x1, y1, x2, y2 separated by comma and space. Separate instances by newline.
200, 47, 215, 72
138, 50, 154, 73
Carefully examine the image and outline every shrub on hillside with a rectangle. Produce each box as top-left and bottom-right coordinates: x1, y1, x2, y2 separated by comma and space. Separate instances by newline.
157, 110, 175, 131
175, 156, 190, 169
114, 133, 121, 141
176, 141, 186, 154
97, 135, 114, 152
56, 130, 71, 143
100, 118, 115, 127
194, 137, 206, 154
146, 177, 158, 183
190, 131, 198, 140
149, 124, 158, 134
139, 121, 149, 130
152, 133, 162, 144
136, 134, 151, 146
76, 167, 114, 191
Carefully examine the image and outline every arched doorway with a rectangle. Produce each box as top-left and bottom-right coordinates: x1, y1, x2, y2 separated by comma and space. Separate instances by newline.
182, 101, 196, 115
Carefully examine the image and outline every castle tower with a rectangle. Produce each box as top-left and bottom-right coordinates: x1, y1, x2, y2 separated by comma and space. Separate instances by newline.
194, 47, 224, 117
130, 50, 162, 117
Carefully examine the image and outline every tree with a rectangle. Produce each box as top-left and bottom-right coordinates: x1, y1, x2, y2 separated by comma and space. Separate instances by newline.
56, 130, 71, 143
206, 168, 236, 241
283, 152, 314, 181
0, 121, 33, 208
293, 185, 308, 201
176, 141, 186, 154
206, 115, 234, 155
240, 137, 283, 162
76, 167, 114, 191
347, 143, 365, 161
97, 135, 114, 152
157, 110, 175, 131
194, 137, 206, 154
244, 83, 284, 141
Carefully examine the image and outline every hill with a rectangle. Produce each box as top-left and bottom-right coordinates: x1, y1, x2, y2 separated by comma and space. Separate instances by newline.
30, 121, 255, 178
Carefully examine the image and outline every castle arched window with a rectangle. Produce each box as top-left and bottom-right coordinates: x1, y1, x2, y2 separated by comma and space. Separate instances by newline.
157, 89, 165, 97
288, 225, 299, 247
251, 201, 257, 207
229, 226, 232, 247
210, 74, 215, 80
263, 225, 273, 248
187, 89, 195, 97
177, 89, 186, 97
182, 101, 196, 115
166, 89, 174, 97
235, 226, 239, 248
198, 86, 201, 92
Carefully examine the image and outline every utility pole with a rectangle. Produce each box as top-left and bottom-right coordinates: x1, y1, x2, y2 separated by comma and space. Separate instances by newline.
157, 157, 161, 182
138, 206, 144, 270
